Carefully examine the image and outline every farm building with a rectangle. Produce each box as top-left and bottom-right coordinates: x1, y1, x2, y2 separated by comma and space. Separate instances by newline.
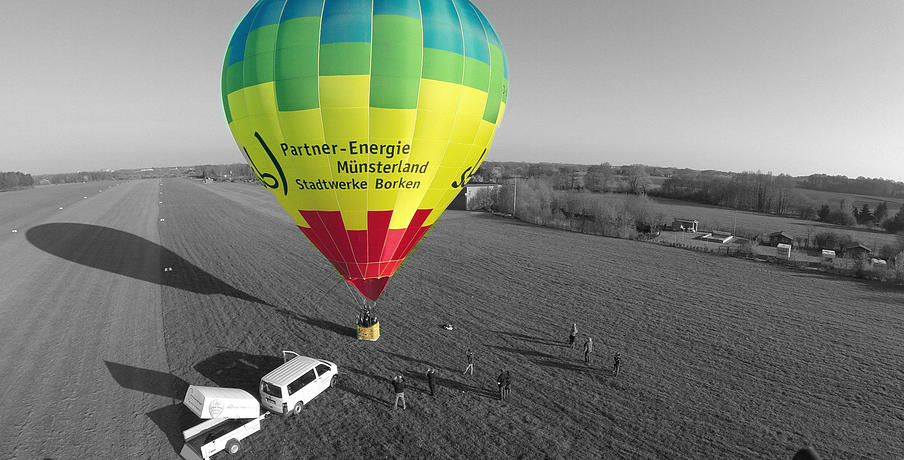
449, 183, 502, 210
701, 231, 733, 243
671, 218, 698, 232
768, 231, 794, 246
776, 243, 792, 259
842, 243, 871, 259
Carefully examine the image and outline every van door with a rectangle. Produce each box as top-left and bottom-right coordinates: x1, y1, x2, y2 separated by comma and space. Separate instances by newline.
282, 350, 300, 363
314, 363, 333, 392
288, 368, 317, 405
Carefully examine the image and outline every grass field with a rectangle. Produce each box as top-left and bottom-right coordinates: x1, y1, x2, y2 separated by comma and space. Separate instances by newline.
3, 179, 903, 458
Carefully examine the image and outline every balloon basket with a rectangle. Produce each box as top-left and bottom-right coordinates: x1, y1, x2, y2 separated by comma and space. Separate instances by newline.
356, 322, 380, 341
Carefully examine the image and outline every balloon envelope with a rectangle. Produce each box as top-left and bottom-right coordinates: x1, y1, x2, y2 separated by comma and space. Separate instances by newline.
222, 0, 508, 300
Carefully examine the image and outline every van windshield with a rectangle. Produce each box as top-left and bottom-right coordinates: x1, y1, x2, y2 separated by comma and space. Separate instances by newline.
260, 381, 282, 398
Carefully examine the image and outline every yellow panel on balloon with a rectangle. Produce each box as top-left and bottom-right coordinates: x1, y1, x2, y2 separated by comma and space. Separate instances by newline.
278, 109, 324, 142
413, 109, 457, 142
320, 107, 369, 141
227, 90, 249, 122
369, 108, 416, 139
417, 79, 463, 112
243, 82, 278, 116
319, 75, 369, 108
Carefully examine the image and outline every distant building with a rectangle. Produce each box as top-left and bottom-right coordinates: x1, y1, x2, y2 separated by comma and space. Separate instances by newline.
449, 183, 502, 210
671, 218, 698, 232
842, 243, 871, 259
768, 231, 794, 246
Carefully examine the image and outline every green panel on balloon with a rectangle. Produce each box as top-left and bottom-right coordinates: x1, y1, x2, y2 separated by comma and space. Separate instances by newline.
370, 15, 423, 109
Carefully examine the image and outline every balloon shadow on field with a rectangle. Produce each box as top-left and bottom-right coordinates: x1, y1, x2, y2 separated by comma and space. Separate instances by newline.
105, 361, 189, 399
26, 222, 271, 306
104, 361, 195, 454
194, 351, 284, 396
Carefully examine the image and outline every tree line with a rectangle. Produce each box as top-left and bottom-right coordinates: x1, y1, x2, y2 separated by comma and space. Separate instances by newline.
0, 171, 35, 191
800, 174, 904, 198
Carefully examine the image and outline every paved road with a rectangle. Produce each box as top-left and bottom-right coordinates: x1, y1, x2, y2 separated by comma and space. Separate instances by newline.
0, 180, 175, 459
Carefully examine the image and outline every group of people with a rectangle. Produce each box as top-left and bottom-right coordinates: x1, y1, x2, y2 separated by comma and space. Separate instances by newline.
391, 367, 439, 410
390, 327, 623, 410
569, 323, 622, 376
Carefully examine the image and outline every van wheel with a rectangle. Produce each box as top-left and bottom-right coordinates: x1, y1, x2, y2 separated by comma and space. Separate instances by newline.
329, 375, 338, 388
293, 402, 304, 415
226, 439, 241, 455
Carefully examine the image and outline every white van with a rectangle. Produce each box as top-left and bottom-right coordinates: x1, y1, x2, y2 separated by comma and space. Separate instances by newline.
259, 351, 338, 415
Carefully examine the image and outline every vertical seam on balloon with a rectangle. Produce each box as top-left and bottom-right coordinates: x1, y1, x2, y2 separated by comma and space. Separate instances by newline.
238, 2, 265, 130
237, 3, 269, 188
364, 0, 375, 279
457, 0, 492, 179
394, 0, 468, 261
311, 0, 356, 279
376, 0, 426, 279
271, 1, 291, 159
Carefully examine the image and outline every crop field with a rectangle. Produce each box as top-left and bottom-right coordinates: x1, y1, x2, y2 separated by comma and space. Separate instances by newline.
595, 193, 902, 249
2, 179, 903, 458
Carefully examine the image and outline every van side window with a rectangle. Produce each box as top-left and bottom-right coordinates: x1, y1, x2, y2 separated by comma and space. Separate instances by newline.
315, 364, 330, 378
288, 369, 316, 395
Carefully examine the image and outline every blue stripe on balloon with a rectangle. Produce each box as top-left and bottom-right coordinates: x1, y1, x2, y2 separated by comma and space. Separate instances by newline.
453, 0, 489, 64
281, 0, 325, 20
421, 0, 463, 55
320, 0, 372, 44
226, 1, 262, 65
373, 0, 420, 18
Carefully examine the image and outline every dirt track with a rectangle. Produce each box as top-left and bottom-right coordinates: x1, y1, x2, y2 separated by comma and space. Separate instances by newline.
2, 178, 903, 459
0, 181, 174, 458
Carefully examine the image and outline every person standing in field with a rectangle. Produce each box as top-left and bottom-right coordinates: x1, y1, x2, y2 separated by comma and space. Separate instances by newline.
463, 348, 474, 375
613, 352, 621, 377
583, 337, 593, 365
392, 375, 406, 410
503, 370, 512, 399
496, 369, 507, 400
569, 323, 578, 348
426, 367, 437, 397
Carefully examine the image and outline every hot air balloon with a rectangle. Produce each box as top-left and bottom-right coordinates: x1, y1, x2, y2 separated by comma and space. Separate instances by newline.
222, 0, 508, 338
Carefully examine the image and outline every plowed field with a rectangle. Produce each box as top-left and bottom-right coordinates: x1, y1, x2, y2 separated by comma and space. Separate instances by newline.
2, 178, 902, 459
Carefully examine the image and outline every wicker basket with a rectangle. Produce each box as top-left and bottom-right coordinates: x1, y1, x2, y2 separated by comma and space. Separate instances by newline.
356, 322, 380, 341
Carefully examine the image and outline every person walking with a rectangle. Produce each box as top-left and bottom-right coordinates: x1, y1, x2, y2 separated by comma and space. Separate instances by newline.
463, 348, 474, 375
583, 337, 593, 365
426, 367, 437, 397
496, 369, 506, 400
568, 323, 578, 348
613, 352, 621, 377
392, 375, 406, 410
503, 370, 512, 399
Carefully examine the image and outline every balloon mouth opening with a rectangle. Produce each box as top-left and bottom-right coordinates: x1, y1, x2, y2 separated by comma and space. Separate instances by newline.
347, 277, 391, 301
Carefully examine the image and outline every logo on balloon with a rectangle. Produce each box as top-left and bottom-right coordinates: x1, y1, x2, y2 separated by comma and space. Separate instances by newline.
451, 149, 487, 189
245, 132, 288, 196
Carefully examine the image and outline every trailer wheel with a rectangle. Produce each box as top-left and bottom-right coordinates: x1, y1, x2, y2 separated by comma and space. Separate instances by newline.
226, 439, 241, 455
293, 402, 304, 415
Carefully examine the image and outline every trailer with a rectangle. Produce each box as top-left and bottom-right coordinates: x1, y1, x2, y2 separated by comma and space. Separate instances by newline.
180, 385, 268, 460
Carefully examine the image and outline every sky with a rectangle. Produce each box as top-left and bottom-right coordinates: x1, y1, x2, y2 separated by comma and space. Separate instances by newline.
1, 0, 902, 180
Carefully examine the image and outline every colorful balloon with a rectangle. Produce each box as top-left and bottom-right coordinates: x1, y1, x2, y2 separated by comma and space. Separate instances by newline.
223, 0, 508, 300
